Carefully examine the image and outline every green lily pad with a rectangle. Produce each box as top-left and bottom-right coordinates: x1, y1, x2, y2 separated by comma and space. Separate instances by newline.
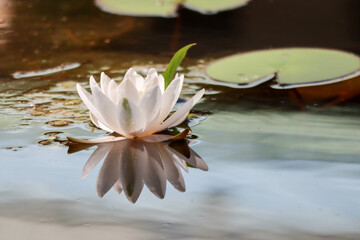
95, 0, 250, 17
95, 0, 178, 17
205, 48, 360, 89
184, 0, 249, 14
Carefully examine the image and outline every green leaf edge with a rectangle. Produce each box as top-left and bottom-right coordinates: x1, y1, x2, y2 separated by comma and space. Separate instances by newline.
162, 43, 196, 89
95, 0, 250, 17
205, 47, 360, 89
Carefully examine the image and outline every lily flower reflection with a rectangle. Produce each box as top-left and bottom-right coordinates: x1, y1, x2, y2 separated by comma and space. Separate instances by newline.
68, 135, 208, 203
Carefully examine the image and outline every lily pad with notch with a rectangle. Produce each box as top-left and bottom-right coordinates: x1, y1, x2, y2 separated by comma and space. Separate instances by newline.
95, 0, 250, 17
183, 0, 250, 15
205, 48, 360, 89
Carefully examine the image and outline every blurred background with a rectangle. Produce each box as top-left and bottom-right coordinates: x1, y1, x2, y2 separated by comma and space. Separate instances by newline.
1, 0, 359, 77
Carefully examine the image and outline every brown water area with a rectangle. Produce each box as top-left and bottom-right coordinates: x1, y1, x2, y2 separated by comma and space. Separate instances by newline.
1, 0, 360, 239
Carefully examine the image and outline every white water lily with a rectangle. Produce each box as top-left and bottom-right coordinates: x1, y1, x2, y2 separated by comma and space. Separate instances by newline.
74, 68, 204, 142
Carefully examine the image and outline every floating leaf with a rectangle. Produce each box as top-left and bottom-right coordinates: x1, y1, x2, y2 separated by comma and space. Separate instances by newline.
12, 63, 81, 79
95, 0, 178, 17
163, 43, 196, 88
184, 0, 249, 14
94, 0, 250, 17
46, 120, 73, 127
205, 48, 360, 89
295, 76, 360, 105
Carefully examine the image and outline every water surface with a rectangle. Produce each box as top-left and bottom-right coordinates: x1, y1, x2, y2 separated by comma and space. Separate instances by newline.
1, 0, 360, 239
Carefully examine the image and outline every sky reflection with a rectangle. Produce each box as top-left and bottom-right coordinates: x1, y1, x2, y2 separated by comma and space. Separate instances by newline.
68, 139, 208, 203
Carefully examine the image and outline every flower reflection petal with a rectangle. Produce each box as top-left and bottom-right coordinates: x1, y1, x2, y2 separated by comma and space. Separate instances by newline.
158, 143, 186, 192
169, 142, 208, 171
82, 143, 113, 179
68, 138, 207, 203
119, 141, 145, 203
143, 142, 166, 199
96, 143, 123, 198
113, 179, 123, 194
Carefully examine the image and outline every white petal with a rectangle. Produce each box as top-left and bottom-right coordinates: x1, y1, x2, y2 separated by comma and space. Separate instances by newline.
138, 86, 162, 134
91, 84, 121, 133
156, 75, 183, 127
138, 85, 162, 119
144, 75, 159, 92
117, 97, 146, 137
158, 75, 165, 94
115, 69, 132, 97
145, 68, 158, 82
123, 80, 140, 104
100, 72, 111, 94
107, 80, 118, 103
144, 69, 161, 91
116, 83, 126, 104
76, 83, 113, 131
67, 135, 126, 144
89, 112, 114, 133
124, 68, 145, 91
134, 75, 145, 91
89, 76, 100, 94
76, 83, 93, 102
156, 88, 205, 132
123, 68, 137, 82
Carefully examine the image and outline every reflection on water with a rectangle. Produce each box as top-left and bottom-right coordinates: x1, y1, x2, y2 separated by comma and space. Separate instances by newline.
68, 139, 208, 203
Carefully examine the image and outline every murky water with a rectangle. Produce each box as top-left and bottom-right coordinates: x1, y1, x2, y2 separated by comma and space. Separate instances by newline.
1, 0, 360, 239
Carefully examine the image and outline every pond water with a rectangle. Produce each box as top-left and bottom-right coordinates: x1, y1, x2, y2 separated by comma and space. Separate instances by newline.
1, 0, 360, 239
